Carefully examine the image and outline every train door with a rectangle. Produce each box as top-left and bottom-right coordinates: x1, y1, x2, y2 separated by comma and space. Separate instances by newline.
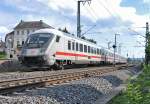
75, 42, 79, 64
71, 40, 76, 64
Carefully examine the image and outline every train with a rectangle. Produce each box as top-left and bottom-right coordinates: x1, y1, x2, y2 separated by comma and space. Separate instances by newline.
18, 28, 127, 70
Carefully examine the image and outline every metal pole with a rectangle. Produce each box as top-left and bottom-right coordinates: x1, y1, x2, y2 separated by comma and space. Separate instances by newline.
77, 0, 91, 38
77, 1, 81, 38
113, 34, 119, 67
113, 34, 116, 67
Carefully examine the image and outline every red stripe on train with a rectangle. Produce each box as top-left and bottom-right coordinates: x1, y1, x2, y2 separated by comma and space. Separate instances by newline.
56, 51, 116, 60
56, 51, 102, 59
56, 52, 88, 57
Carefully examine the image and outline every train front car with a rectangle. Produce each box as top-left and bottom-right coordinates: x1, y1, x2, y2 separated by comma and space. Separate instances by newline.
19, 30, 55, 69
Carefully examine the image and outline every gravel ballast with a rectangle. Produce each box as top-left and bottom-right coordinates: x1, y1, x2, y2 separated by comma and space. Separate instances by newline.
0, 66, 141, 104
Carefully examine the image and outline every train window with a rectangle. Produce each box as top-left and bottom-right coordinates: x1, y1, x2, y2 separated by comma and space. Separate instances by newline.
56, 35, 60, 42
101, 49, 104, 55
84, 45, 87, 53
17, 41, 20, 46
88, 46, 90, 53
22, 41, 24, 45
97, 48, 99, 55
99, 49, 101, 55
94, 48, 96, 54
68, 41, 71, 50
72, 42, 75, 50
80, 44, 83, 52
105, 51, 107, 55
93, 48, 94, 54
76, 42, 78, 51
91, 47, 93, 54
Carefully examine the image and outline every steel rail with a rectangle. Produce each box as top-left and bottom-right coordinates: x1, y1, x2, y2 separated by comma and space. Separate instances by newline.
0, 64, 131, 95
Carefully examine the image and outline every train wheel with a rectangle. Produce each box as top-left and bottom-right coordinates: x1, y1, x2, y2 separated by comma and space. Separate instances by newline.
59, 64, 64, 70
51, 63, 64, 70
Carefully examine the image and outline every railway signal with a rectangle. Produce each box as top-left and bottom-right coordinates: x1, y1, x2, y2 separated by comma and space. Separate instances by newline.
113, 34, 120, 67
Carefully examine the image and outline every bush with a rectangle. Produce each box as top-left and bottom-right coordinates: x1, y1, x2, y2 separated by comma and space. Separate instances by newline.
0, 52, 6, 59
125, 83, 143, 104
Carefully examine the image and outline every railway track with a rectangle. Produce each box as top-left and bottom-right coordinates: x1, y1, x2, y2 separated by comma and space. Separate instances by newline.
0, 64, 133, 95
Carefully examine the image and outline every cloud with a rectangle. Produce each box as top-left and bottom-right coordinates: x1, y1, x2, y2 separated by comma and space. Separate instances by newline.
38, 0, 76, 11
37, 0, 147, 28
0, 0, 146, 57
0, 26, 9, 33
2, 0, 147, 28
0, 26, 10, 41
143, 0, 150, 3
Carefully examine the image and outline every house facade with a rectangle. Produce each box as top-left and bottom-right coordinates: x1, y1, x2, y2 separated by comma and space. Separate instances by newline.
5, 20, 53, 59
5, 31, 14, 58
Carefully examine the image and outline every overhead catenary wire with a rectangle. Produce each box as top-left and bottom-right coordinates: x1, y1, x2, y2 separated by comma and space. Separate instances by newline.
97, 0, 116, 19
87, 6, 100, 20
73, 0, 99, 36
73, 0, 97, 20
82, 4, 98, 21
104, 0, 120, 17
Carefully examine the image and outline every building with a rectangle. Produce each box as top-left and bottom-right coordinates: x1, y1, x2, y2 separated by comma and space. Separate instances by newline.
5, 20, 53, 59
5, 31, 14, 58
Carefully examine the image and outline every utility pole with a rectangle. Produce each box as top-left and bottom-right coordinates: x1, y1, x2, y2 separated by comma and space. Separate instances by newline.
113, 34, 119, 67
127, 52, 129, 66
77, 0, 91, 38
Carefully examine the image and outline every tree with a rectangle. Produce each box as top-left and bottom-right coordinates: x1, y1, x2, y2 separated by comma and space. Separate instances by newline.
58, 28, 62, 31
145, 22, 150, 64
62, 27, 70, 34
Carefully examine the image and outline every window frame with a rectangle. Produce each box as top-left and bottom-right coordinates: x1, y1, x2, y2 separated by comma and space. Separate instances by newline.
68, 41, 71, 50
84, 45, 87, 53
76, 42, 78, 51
91, 47, 93, 54
17, 31, 19, 35
72, 42, 75, 50
88, 46, 91, 53
80, 44, 83, 52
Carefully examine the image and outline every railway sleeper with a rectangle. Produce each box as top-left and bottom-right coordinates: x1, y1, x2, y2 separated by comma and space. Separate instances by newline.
0, 82, 46, 95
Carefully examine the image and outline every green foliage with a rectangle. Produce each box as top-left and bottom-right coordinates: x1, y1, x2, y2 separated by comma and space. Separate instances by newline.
109, 64, 150, 104
145, 34, 150, 64
0, 52, 6, 59
125, 83, 143, 104
81, 36, 97, 44
58, 27, 70, 34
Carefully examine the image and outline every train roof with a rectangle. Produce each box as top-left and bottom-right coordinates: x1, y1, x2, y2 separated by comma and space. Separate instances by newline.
32, 28, 99, 45
35, 28, 97, 43
32, 28, 124, 57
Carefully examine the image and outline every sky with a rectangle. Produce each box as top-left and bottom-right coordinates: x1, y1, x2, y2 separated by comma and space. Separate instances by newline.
0, 0, 150, 58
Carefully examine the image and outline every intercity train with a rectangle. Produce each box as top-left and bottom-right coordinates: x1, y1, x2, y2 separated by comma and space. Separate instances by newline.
18, 28, 127, 70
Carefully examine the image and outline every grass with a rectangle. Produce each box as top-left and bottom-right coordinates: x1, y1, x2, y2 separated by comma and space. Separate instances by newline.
108, 64, 150, 104
0, 52, 6, 59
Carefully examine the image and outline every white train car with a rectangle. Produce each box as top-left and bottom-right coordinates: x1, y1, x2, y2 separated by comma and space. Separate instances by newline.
19, 28, 126, 70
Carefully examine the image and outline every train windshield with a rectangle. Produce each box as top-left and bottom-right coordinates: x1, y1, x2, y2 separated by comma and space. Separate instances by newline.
25, 33, 53, 48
